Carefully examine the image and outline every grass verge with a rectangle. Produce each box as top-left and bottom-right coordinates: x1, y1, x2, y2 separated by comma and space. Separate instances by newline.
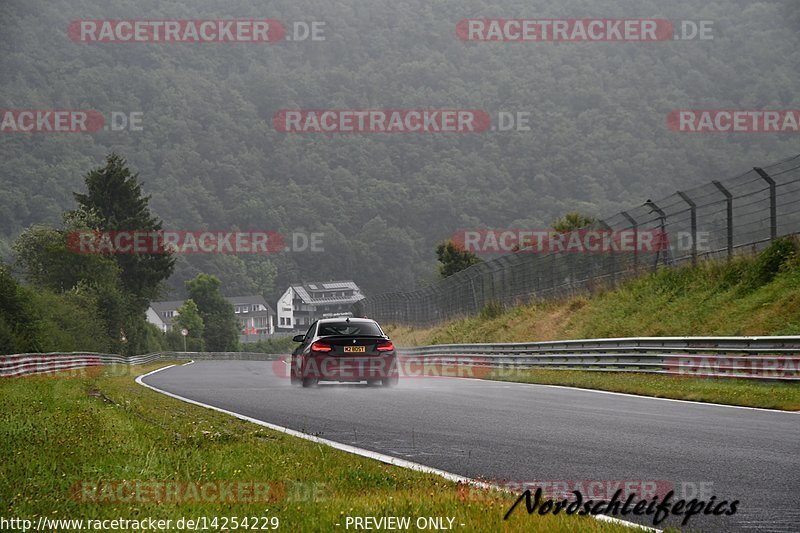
478, 369, 800, 411
0, 363, 637, 532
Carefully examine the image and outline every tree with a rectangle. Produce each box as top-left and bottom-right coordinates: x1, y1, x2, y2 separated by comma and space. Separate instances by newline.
0, 264, 116, 354
435, 240, 482, 279
174, 299, 205, 351
516, 211, 598, 251
13, 221, 119, 293
5, 155, 174, 357
12, 213, 130, 353
246, 259, 277, 298
0, 265, 42, 353
72, 153, 175, 310
552, 212, 596, 233
185, 274, 238, 351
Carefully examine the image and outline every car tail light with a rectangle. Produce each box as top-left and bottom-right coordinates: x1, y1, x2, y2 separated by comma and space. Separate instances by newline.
310, 341, 332, 353
377, 341, 395, 352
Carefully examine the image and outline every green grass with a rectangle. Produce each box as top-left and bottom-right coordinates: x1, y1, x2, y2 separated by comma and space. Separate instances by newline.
0, 364, 636, 532
482, 369, 800, 410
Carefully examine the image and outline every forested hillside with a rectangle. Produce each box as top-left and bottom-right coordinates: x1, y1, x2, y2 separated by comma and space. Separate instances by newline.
1, 0, 798, 301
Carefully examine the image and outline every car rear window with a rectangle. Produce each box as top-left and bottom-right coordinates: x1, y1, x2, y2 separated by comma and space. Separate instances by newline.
317, 322, 383, 337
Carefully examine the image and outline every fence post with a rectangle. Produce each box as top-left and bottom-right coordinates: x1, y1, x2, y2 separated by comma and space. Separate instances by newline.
644, 199, 669, 269
754, 167, 777, 241
469, 272, 479, 315
488, 263, 496, 304
676, 190, 698, 265
712, 180, 733, 259
597, 219, 615, 285
620, 211, 639, 273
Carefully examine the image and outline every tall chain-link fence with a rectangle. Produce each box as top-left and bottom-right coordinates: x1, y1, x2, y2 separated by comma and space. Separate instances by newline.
354, 154, 800, 327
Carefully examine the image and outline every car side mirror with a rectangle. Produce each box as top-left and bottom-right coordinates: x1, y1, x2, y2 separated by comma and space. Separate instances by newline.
292, 334, 305, 343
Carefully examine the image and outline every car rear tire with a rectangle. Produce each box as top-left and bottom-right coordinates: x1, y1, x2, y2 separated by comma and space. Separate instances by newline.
302, 377, 316, 388
382, 377, 398, 387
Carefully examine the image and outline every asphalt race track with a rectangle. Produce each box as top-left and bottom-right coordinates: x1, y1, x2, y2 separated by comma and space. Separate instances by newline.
142, 361, 800, 532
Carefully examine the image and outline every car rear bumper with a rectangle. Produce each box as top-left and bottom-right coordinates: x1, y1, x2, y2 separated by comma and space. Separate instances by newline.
300, 354, 398, 382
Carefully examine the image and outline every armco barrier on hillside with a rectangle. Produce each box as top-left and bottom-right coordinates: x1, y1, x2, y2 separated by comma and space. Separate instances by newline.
354, 154, 800, 326
0, 352, 282, 378
396, 336, 800, 381
2, 337, 798, 381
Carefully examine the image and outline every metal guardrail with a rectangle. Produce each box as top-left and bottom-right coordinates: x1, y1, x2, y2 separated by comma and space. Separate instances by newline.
0, 352, 283, 378
396, 336, 800, 381
2, 337, 798, 380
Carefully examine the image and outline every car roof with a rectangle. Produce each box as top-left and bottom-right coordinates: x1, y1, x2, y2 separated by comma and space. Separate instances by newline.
317, 317, 377, 324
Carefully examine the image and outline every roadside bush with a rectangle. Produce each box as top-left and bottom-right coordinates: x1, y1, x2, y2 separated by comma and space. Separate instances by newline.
740, 237, 798, 292
122, 319, 167, 355
0, 267, 43, 353
30, 290, 113, 353
243, 335, 296, 354
479, 301, 505, 320
165, 328, 204, 352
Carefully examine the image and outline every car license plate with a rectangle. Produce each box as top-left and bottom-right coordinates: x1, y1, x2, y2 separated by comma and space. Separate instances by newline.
344, 346, 365, 353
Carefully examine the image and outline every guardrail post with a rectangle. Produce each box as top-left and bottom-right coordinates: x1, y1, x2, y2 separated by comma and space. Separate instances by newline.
676, 191, 698, 265
754, 167, 777, 241
620, 211, 639, 273
712, 180, 733, 259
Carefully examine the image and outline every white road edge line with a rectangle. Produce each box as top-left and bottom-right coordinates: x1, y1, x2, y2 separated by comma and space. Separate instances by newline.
183, 360, 195, 366
432, 375, 799, 414
135, 364, 659, 532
